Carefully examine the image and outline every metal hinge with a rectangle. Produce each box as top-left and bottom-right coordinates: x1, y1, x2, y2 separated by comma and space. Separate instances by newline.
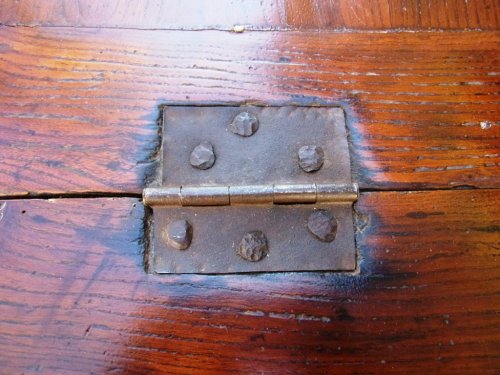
144, 183, 358, 206
144, 105, 357, 274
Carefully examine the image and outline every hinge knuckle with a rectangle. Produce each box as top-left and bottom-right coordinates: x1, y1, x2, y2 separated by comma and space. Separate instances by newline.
143, 187, 181, 206
273, 184, 316, 204
144, 183, 358, 207
229, 185, 273, 204
316, 183, 359, 202
180, 186, 229, 206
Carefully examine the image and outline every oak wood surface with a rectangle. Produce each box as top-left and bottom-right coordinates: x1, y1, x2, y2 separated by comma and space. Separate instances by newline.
0, 189, 498, 374
1, 27, 498, 195
0, 1, 498, 373
1, 0, 499, 30
285, 0, 500, 30
0, 0, 285, 30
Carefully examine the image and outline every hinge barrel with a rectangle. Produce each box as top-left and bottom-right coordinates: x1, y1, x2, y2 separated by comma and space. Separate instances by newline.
143, 183, 358, 207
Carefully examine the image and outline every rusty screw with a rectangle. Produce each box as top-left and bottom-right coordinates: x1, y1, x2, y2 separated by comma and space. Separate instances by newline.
307, 210, 337, 242
228, 112, 259, 137
298, 145, 324, 173
238, 230, 268, 262
190, 141, 216, 170
164, 219, 193, 250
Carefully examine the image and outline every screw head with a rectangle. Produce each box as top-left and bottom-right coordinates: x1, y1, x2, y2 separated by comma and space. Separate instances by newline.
190, 141, 215, 170
298, 145, 324, 173
238, 230, 268, 262
164, 219, 193, 250
307, 210, 337, 242
228, 112, 259, 137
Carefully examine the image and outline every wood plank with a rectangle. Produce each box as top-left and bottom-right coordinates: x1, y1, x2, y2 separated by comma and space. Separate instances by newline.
286, 0, 500, 30
0, 0, 285, 30
0, 28, 499, 195
1, 0, 499, 30
0, 190, 498, 373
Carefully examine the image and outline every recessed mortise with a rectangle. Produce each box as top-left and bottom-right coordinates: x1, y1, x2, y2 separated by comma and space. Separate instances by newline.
145, 105, 357, 274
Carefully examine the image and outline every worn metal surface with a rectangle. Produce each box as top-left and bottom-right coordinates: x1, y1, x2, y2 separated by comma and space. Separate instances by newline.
152, 203, 356, 273
161, 106, 350, 186
148, 105, 356, 274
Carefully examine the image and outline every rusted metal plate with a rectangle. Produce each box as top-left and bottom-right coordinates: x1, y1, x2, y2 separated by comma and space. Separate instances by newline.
161, 106, 350, 187
147, 105, 356, 274
152, 203, 355, 273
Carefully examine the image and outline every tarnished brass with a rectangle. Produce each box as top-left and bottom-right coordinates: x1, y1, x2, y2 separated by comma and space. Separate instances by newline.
272, 184, 317, 204
144, 105, 358, 274
143, 183, 358, 206
180, 186, 229, 206
229, 184, 273, 204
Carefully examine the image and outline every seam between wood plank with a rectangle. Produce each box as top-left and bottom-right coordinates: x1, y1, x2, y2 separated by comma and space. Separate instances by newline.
0, 188, 498, 201
0, 23, 497, 32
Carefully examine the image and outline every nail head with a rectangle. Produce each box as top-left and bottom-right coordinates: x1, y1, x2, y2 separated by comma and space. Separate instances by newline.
190, 141, 216, 170
307, 210, 337, 242
238, 230, 268, 262
229, 112, 259, 137
298, 145, 325, 173
164, 219, 193, 250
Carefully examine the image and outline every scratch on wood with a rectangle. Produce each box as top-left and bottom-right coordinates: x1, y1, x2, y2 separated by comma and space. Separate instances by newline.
268, 312, 331, 323
0, 202, 6, 222
84, 325, 92, 338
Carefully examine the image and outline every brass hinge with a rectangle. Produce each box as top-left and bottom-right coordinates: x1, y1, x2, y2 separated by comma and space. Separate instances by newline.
144, 105, 357, 274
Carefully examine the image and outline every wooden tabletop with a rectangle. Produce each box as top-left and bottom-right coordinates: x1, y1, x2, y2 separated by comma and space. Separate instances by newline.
0, 1, 499, 373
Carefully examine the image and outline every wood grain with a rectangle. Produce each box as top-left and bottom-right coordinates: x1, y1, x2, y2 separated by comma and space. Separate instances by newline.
1, 2, 497, 374
1, 0, 499, 30
1, 27, 498, 196
0, 190, 498, 373
286, 0, 500, 30
0, 0, 285, 30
